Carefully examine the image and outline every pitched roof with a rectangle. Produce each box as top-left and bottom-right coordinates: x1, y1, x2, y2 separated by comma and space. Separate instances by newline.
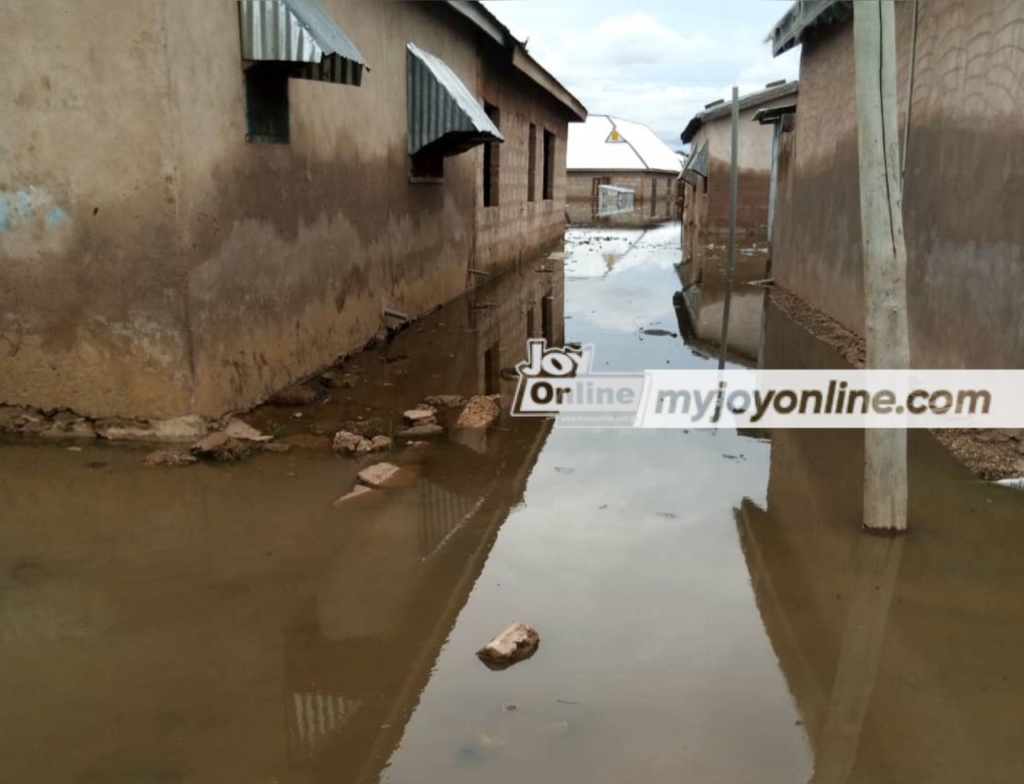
567, 116, 682, 174
769, 0, 851, 57
680, 81, 799, 144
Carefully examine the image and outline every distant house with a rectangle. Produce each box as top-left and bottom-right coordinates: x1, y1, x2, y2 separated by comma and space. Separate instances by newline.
767, 0, 1024, 371
679, 81, 798, 260
0, 0, 585, 421
566, 116, 682, 223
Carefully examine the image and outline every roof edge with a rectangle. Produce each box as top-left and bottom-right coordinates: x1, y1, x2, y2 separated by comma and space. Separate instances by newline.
681, 81, 799, 143
444, 1, 587, 121
769, 0, 852, 57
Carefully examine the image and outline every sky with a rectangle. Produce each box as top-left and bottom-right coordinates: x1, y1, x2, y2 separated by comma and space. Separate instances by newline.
480, 0, 800, 150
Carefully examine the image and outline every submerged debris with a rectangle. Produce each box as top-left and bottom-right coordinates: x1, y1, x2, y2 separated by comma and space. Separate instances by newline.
356, 462, 416, 488
320, 369, 359, 389
268, 383, 324, 407
476, 622, 540, 670
222, 418, 272, 443
332, 485, 379, 508
40, 412, 96, 439
332, 430, 392, 455
190, 431, 254, 462
396, 423, 445, 439
96, 415, 207, 442
141, 450, 198, 468
456, 396, 500, 430
403, 408, 438, 426
424, 395, 468, 409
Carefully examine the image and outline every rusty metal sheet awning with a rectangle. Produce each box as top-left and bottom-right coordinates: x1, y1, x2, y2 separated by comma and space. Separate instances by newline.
238, 0, 366, 86
680, 141, 708, 186
407, 43, 503, 156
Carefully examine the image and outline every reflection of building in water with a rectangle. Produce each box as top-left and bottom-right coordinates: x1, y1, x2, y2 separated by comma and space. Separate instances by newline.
736, 303, 1024, 784
0, 259, 565, 784
674, 244, 769, 363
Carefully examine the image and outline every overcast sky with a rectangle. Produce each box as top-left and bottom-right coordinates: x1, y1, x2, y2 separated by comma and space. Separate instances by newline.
481, 0, 800, 150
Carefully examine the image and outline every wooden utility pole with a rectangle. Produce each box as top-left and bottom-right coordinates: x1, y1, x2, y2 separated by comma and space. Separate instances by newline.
854, 0, 911, 533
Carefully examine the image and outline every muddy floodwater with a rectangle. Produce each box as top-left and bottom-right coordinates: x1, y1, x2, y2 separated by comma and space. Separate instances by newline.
3, 223, 1024, 784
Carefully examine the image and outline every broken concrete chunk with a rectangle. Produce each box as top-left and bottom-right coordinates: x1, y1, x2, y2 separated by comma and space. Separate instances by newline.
356, 462, 416, 488
455, 396, 500, 430
424, 395, 468, 409
396, 423, 445, 438
476, 622, 540, 670
403, 408, 437, 426
331, 485, 379, 508
190, 431, 254, 462
332, 430, 372, 455
268, 383, 324, 407
223, 418, 272, 442
142, 450, 198, 468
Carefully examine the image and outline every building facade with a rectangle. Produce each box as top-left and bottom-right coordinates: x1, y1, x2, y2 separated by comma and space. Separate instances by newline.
566, 115, 681, 225
679, 81, 798, 261
768, 0, 1024, 370
0, 0, 584, 420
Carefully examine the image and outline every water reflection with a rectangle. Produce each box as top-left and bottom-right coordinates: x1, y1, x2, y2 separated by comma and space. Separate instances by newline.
739, 301, 1024, 783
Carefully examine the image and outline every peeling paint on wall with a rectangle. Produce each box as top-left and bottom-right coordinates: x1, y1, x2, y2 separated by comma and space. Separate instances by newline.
0, 200, 9, 233
0, 186, 69, 232
45, 207, 70, 229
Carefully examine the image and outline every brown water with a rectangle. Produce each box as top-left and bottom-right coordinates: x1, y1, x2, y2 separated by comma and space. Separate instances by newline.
2, 223, 1023, 784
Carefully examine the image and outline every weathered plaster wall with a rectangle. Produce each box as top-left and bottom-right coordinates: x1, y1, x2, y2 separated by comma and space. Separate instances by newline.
0, 0, 576, 419
565, 170, 679, 221
772, 0, 1024, 369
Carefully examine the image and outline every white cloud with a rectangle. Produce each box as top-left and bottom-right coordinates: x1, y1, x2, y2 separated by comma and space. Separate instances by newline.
484, 1, 800, 148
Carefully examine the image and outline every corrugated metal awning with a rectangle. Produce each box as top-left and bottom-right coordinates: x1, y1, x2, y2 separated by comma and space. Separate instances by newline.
238, 0, 367, 86
407, 43, 503, 156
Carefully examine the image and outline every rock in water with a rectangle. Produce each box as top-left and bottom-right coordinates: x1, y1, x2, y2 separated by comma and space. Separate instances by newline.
223, 418, 272, 442
476, 622, 540, 670
268, 383, 323, 407
333, 430, 372, 455
142, 450, 198, 468
356, 462, 416, 488
455, 396, 500, 430
396, 423, 445, 438
190, 432, 253, 462
425, 395, 468, 409
403, 408, 437, 426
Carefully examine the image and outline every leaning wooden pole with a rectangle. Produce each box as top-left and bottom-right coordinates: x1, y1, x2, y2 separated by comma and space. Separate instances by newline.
854, 0, 911, 533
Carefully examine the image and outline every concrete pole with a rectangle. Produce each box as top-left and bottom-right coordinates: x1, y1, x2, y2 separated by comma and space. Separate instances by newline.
854, 1, 911, 533
718, 86, 740, 372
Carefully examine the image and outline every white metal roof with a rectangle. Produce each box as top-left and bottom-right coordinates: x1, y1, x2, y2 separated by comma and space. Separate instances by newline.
567, 115, 682, 174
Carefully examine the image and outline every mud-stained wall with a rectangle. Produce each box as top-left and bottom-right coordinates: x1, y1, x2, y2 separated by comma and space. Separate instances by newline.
772, 1, 1024, 369
681, 95, 795, 261
565, 170, 679, 221
0, 0, 578, 419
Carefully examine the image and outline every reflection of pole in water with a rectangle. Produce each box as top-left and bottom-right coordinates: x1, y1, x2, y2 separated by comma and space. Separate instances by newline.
718, 86, 740, 373
811, 534, 904, 784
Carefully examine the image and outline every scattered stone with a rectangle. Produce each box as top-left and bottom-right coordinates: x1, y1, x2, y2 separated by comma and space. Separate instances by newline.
425, 395, 467, 409
403, 408, 437, 426
357, 462, 416, 488
190, 431, 253, 462
320, 369, 359, 389
370, 435, 393, 452
223, 418, 272, 442
456, 396, 500, 430
0, 406, 40, 434
331, 485, 379, 508
262, 442, 293, 453
396, 423, 445, 438
332, 430, 374, 455
341, 418, 386, 438
268, 383, 323, 407
41, 411, 96, 439
142, 450, 198, 468
476, 622, 540, 670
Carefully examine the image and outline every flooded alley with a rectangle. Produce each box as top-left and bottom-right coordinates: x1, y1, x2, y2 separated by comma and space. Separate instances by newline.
3, 221, 1023, 784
